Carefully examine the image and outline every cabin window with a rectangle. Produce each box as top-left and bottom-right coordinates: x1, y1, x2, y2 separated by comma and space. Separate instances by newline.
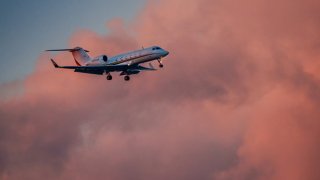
102, 55, 108, 62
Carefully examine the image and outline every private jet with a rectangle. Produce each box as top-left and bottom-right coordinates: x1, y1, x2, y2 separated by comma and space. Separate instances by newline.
46, 46, 169, 81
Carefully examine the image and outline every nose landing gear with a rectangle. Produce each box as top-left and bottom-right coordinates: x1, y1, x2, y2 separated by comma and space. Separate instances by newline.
157, 59, 164, 68
106, 73, 112, 80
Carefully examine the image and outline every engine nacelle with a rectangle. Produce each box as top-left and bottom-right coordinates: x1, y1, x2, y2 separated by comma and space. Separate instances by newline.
92, 55, 108, 63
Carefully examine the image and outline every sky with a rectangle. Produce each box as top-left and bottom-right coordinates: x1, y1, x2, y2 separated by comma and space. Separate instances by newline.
0, 0, 144, 83
1, 0, 320, 180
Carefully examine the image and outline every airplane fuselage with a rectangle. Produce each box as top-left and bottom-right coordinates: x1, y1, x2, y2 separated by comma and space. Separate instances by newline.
87, 46, 169, 67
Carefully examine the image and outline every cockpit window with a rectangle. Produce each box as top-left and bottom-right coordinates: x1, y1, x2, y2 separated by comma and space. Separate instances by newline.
152, 47, 161, 50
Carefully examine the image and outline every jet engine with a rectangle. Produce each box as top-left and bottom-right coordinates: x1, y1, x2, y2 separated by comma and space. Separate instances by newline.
93, 55, 108, 62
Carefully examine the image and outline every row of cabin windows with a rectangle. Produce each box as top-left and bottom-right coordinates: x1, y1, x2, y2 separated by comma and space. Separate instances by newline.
118, 53, 145, 61
115, 47, 161, 61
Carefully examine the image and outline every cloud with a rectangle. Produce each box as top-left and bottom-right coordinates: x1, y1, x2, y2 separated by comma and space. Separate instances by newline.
1, 0, 320, 179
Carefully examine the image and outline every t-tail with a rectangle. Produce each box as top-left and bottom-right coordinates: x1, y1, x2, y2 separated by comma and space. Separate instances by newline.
46, 47, 91, 66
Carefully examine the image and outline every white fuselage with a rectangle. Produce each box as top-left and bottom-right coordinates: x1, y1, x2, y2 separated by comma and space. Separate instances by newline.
86, 46, 169, 66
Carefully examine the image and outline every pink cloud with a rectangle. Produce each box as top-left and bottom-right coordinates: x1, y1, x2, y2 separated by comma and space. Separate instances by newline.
1, 0, 320, 179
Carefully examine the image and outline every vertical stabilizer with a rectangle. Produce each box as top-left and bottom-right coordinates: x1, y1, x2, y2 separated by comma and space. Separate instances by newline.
71, 47, 91, 66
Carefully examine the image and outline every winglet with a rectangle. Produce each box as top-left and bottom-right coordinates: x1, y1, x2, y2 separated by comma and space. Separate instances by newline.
50, 59, 60, 68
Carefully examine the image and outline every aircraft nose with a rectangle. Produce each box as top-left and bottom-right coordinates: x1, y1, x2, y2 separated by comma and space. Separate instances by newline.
163, 51, 169, 56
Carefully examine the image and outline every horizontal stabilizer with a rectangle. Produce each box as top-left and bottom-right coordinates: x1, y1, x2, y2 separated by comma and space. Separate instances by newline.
46, 47, 89, 52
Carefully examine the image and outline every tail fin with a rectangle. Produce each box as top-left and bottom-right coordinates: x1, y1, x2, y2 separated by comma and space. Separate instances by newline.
70, 47, 91, 66
46, 47, 91, 66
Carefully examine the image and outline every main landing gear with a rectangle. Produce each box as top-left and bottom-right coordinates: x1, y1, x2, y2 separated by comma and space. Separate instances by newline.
119, 71, 131, 81
124, 75, 130, 81
158, 59, 164, 68
106, 73, 112, 80
106, 73, 130, 81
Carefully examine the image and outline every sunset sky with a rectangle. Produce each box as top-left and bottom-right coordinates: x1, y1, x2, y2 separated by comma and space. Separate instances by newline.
0, 0, 144, 83
1, 0, 320, 180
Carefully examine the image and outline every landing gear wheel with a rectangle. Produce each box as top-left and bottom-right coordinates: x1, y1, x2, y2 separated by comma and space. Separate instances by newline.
159, 64, 164, 68
106, 75, 112, 80
124, 75, 130, 81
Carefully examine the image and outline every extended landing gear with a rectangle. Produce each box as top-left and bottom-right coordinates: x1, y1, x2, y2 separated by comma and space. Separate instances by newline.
106, 73, 112, 80
158, 59, 164, 68
124, 75, 130, 81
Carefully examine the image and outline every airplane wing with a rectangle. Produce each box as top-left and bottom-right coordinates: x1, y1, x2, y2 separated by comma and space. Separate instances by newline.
133, 63, 157, 71
120, 63, 157, 75
50, 59, 129, 75
50, 59, 157, 75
